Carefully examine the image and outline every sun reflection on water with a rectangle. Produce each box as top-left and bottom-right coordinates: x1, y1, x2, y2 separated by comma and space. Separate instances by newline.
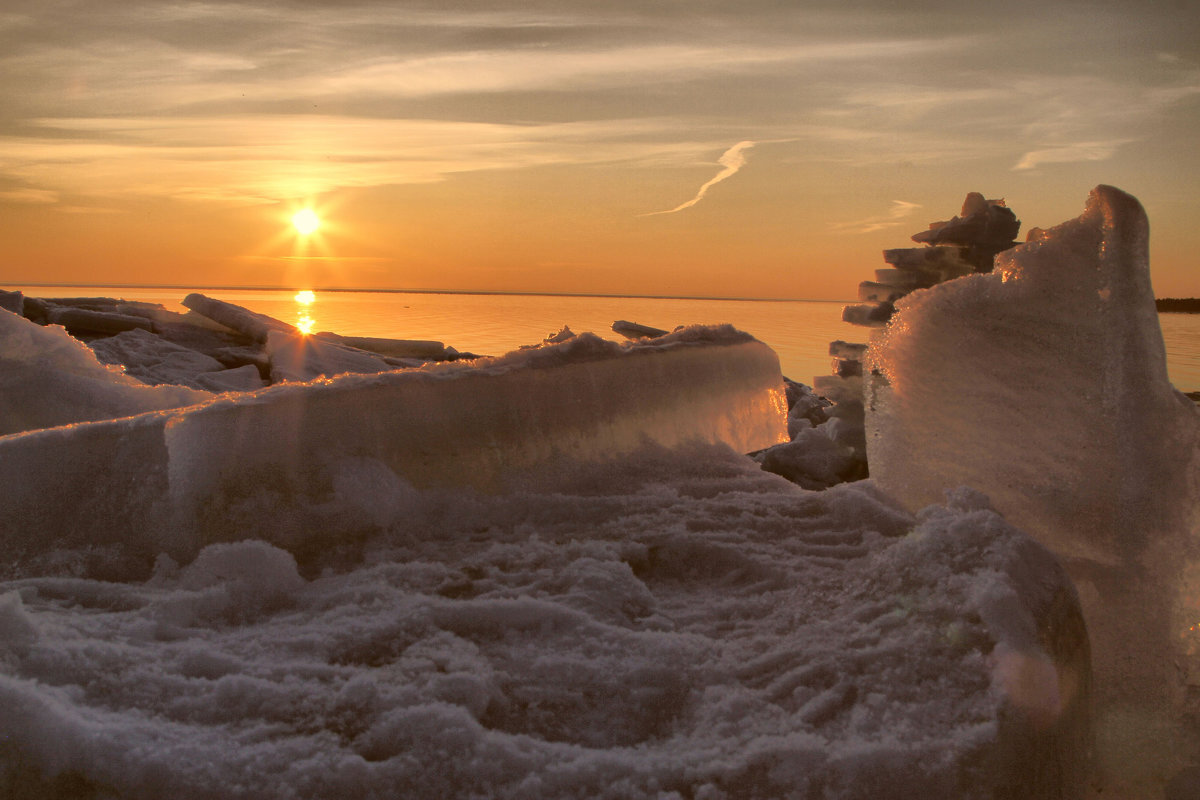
294, 290, 316, 334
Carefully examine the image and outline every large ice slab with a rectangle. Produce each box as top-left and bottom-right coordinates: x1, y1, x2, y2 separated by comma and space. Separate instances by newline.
865, 185, 1200, 792
0, 326, 788, 560
867, 186, 1198, 563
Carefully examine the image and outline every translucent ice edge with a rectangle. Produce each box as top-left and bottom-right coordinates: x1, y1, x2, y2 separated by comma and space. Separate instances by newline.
0, 324, 788, 560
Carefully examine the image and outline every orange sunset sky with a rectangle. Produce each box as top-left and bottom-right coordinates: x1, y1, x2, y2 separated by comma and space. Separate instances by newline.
1, 0, 1198, 300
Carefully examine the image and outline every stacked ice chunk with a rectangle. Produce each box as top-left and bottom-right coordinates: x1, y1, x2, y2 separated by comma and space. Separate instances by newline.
811, 194, 1021, 477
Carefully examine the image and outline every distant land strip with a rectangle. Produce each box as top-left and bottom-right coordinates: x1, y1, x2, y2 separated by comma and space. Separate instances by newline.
1156, 298, 1200, 313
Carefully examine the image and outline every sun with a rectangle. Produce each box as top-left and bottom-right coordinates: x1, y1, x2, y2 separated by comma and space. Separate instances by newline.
291, 208, 320, 236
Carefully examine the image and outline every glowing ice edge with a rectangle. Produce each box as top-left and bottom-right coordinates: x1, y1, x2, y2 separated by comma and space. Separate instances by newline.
0, 323, 788, 558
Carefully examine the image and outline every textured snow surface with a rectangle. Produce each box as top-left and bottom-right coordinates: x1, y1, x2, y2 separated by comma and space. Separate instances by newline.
0, 445, 1084, 799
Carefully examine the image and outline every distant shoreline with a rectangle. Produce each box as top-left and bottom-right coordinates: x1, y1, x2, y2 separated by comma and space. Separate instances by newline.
1156, 298, 1200, 313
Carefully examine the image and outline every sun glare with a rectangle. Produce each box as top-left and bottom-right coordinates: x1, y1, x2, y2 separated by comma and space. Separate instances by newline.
291, 209, 320, 236
294, 289, 316, 305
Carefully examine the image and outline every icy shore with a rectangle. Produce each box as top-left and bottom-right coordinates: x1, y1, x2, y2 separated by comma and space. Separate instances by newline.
0, 294, 1093, 797
0, 319, 788, 564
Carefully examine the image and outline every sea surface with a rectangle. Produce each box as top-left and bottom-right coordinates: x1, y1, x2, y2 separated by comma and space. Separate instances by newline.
12, 285, 1200, 391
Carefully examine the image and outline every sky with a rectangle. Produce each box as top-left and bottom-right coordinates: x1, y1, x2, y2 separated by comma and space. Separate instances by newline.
0, 0, 1197, 300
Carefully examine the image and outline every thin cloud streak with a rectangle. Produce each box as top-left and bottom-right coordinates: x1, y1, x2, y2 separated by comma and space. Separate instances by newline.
830, 200, 923, 235
2, 116, 713, 204
1013, 140, 1130, 171
642, 141, 755, 216
0, 187, 57, 204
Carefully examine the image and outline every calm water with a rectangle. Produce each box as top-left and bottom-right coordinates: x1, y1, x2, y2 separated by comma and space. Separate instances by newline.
13, 285, 1200, 391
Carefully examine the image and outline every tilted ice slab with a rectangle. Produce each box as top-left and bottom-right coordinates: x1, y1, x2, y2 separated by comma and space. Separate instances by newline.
866, 185, 1200, 792
0, 446, 1088, 799
0, 325, 788, 561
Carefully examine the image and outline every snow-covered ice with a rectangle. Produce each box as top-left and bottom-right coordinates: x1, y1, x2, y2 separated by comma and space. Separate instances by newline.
89, 327, 230, 389
11, 189, 1197, 794
866, 185, 1198, 566
866, 185, 1200, 792
265, 329, 399, 383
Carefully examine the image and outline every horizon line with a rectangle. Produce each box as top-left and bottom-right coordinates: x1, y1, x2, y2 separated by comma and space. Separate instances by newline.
0, 281, 853, 305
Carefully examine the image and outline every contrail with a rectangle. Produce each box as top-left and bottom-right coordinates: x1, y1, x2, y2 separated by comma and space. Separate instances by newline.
643, 140, 756, 216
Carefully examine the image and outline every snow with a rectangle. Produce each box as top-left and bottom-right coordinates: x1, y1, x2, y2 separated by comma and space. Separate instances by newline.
0, 446, 1086, 799
12, 190, 1198, 794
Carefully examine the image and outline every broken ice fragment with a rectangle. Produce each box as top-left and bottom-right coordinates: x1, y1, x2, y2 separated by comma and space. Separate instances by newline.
612, 320, 670, 340
265, 330, 397, 382
47, 306, 153, 336
842, 302, 894, 327
182, 293, 296, 343
0, 309, 208, 435
89, 328, 226, 388
0, 290, 22, 314
314, 332, 449, 360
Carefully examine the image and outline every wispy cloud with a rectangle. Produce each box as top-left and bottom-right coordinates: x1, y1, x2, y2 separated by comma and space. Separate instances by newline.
642, 141, 755, 216
1012, 140, 1129, 171
830, 200, 923, 234
0, 187, 56, 204
0, 116, 702, 204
